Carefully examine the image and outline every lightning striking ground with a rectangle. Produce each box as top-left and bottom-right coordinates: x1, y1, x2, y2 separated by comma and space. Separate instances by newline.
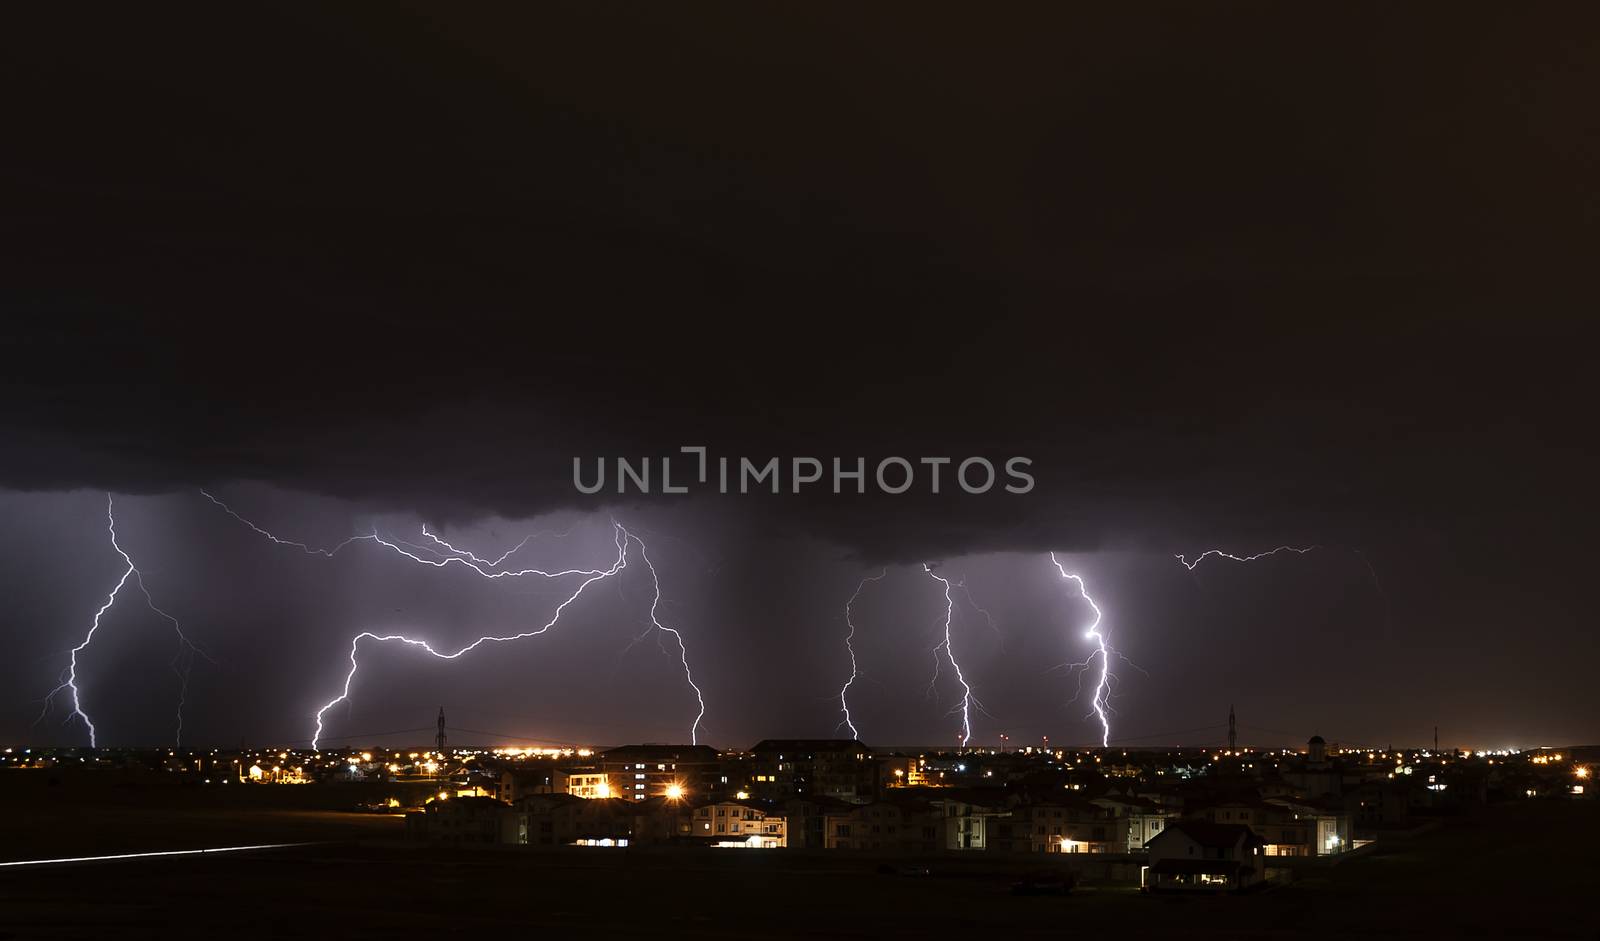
1047, 552, 1130, 747
923, 563, 978, 747
630, 534, 707, 745
311, 526, 705, 748
39, 494, 210, 746
837, 568, 888, 739
199, 493, 706, 748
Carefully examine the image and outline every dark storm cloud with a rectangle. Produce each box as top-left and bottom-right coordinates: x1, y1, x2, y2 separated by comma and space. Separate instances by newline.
2, 4, 1595, 563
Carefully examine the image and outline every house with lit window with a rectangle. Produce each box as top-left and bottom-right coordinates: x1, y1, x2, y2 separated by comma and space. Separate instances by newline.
924, 792, 1009, 851
597, 744, 722, 803
1091, 792, 1171, 852
1143, 821, 1266, 892
746, 739, 877, 802
498, 765, 610, 802
1265, 796, 1352, 856
1193, 798, 1310, 857
995, 797, 1124, 854
691, 799, 788, 847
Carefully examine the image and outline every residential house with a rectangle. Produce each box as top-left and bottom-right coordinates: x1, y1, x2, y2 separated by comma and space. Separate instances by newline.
1143, 820, 1266, 892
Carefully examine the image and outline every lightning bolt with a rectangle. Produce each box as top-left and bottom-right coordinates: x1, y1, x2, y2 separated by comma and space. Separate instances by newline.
200, 490, 370, 557
1048, 552, 1134, 748
1175, 545, 1320, 570
419, 522, 574, 569
956, 577, 1001, 648
1180, 542, 1394, 642
923, 563, 978, 747
39, 494, 210, 747
311, 526, 704, 749
631, 533, 707, 745
200, 493, 705, 748
837, 568, 887, 739
203, 491, 604, 580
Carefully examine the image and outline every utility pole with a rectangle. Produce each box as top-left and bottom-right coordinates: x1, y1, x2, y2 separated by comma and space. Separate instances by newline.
436, 706, 447, 753
1228, 704, 1237, 752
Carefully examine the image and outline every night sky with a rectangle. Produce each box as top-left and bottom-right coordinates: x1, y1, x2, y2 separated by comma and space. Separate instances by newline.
1, 5, 1595, 750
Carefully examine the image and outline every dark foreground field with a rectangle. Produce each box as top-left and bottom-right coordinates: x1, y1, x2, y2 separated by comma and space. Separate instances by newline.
2, 780, 1597, 939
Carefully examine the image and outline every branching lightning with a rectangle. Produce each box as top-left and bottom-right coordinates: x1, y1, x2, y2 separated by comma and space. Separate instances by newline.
420, 522, 573, 569
923, 563, 978, 747
200, 490, 370, 557
630, 534, 706, 745
837, 568, 887, 739
39, 494, 210, 747
1175, 545, 1320, 570
1180, 542, 1393, 641
1048, 552, 1136, 747
956, 577, 1001, 648
201, 493, 706, 748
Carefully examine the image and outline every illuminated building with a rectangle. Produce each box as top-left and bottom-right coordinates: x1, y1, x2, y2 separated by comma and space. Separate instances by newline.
1193, 797, 1352, 857
241, 762, 308, 784
1090, 793, 1170, 852
567, 771, 611, 799
691, 799, 787, 847
1143, 821, 1266, 892
745, 739, 876, 802
994, 797, 1124, 854
597, 744, 721, 802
